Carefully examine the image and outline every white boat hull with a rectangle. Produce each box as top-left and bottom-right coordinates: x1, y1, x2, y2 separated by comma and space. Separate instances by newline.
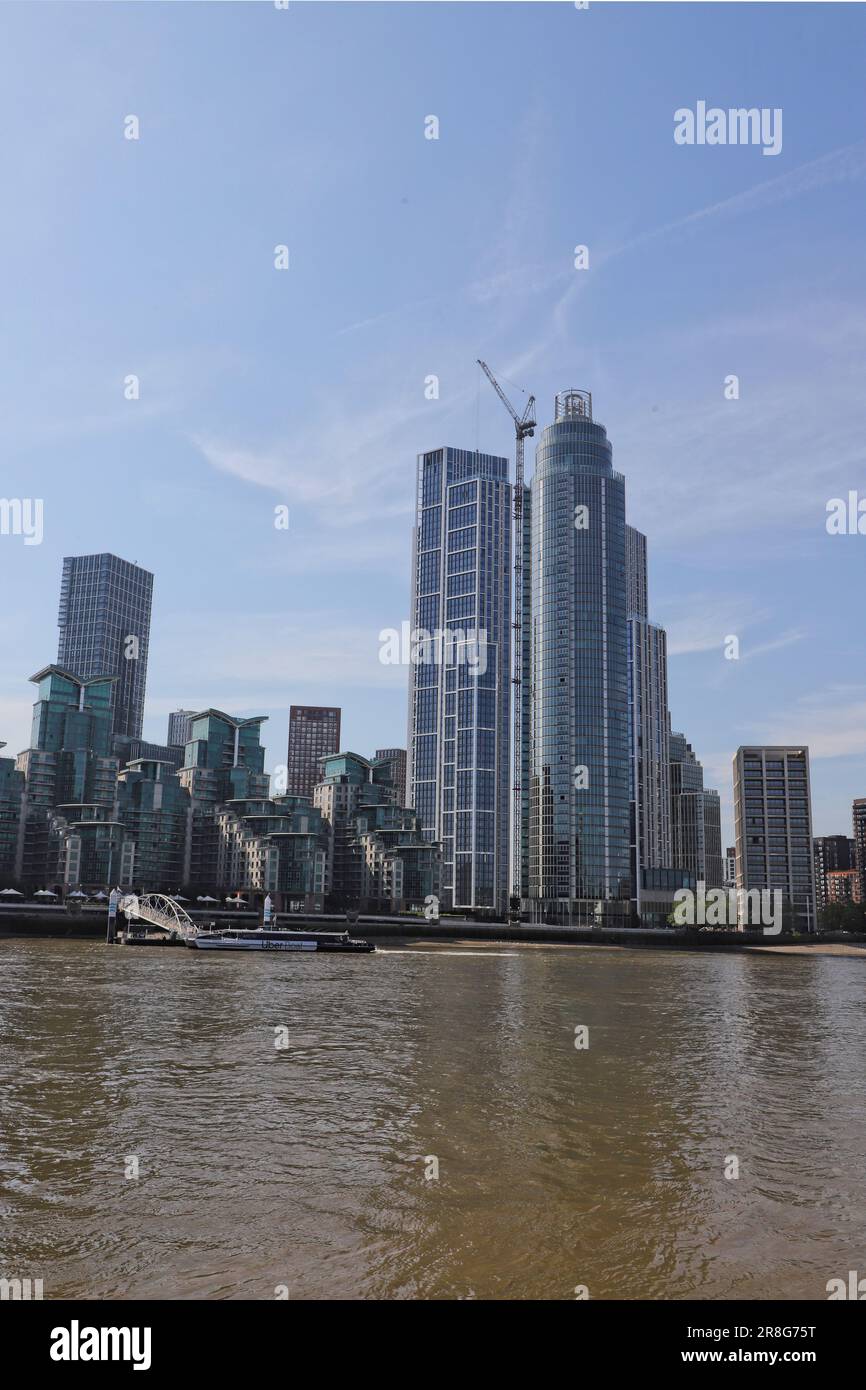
190, 935, 317, 952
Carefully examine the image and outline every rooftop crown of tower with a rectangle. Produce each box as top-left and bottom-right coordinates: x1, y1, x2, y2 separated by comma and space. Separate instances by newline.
554, 389, 592, 421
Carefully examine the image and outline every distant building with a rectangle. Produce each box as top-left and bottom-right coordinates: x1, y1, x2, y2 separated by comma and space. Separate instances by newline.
733, 746, 816, 932
18, 665, 119, 810
316, 751, 440, 912
853, 799, 866, 904
813, 834, 856, 914
0, 743, 25, 883
116, 759, 191, 891
406, 445, 511, 916
53, 756, 190, 896
57, 554, 153, 739
178, 709, 269, 888
286, 706, 341, 799
113, 735, 184, 773
374, 748, 407, 808
628, 619, 672, 901
156, 712, 333, 905
625, 525, 648, 624
14, 665, 123, 888
527, 394, 630, 923
638, 866, 696, 930
9, 666, 364, 900
11, 665, 195, 892
167, 710, 196, 748
826, 869, 858, 904
669, 729, 724, 888
53, 810, 136, 893
626, 527, 672, 913
180, 710, 268, 801
702, 789, 723, 887
212, 795, 329, 910
724, 845, 737, 889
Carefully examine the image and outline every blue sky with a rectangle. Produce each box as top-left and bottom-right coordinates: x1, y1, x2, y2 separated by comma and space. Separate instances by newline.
1, 1, 865, 846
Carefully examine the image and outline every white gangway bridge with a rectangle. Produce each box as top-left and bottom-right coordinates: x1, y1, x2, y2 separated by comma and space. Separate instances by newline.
119, 893, 200, 942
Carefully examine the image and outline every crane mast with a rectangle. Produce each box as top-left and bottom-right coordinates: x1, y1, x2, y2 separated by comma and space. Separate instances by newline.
477, 360, 536, 909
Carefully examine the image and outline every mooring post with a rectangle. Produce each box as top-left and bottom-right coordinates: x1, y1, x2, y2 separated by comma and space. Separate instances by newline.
106, 887, 118, 944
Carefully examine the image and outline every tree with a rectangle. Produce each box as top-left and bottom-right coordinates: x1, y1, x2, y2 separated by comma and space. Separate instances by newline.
818, 901, 845, 934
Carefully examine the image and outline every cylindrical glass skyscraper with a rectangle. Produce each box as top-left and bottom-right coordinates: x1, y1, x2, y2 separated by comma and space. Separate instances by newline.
528, 391, 631, 922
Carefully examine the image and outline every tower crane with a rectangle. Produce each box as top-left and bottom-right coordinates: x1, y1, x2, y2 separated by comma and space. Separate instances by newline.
477, 360, 536, 907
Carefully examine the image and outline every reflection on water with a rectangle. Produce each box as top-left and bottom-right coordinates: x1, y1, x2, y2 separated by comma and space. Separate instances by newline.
0, 938, 863, 1300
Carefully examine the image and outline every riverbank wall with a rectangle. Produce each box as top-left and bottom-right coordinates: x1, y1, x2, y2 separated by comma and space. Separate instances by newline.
2, 906, 864, 953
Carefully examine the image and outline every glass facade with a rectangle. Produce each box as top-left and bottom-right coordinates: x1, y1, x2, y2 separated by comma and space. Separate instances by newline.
407, 446, 511, 914
58, 815, 136, 891
29, 666, 114, 758
373, 747, 407, 808
625, 524, 648, 621
628, 617, 671, 893
733, 746, 816, 930
853, 799, 866, 904
167, 710, 196, 748
21, 666, 119, 810
179, 710, 270, 886
528, 393, 631, 920
211, 795, 328, 902
0, 749, 25, 881
57, 554, 153, 740
117, 759, 191, 890
516, 483, 532, 902
669, 730, 724, 888
286, 706, 341, 798
183, 710, 267, 779
625, 523, 674, 916
813, 834, 855, 913
315, 752, 439, 910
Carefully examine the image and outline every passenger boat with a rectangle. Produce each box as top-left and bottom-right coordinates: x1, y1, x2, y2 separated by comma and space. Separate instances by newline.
188, 927, 374, 954
189, 933, 316, 952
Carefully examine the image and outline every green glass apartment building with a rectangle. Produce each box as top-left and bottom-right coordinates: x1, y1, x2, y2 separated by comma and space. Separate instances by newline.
0, 745, 25, 882
179, 709, 269, 887
20, 665, 119, 810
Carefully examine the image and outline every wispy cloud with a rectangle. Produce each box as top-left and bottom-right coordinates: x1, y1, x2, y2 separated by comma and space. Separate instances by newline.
537, 138, 866, 377
662, 597, 772, 657
618, 357, 866, 550
192, 389, 438, 526
150, 609, 409, 708
741, 629, 806, 662
335, 298, 437, 338
612, 139, 866, 261
742, 687, 866, 760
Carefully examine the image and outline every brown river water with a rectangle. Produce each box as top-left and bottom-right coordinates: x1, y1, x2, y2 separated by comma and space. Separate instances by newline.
0, 937, 863, 1300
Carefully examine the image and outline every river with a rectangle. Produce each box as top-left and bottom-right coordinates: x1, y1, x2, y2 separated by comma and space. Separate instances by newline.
0, 937, 863, 1300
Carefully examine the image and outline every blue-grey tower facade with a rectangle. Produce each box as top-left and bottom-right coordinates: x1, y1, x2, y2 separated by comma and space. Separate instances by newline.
407, 446, 511, 914
626, 524, 672, 914
57, 554, 153, 740
528, 391, 631, 922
